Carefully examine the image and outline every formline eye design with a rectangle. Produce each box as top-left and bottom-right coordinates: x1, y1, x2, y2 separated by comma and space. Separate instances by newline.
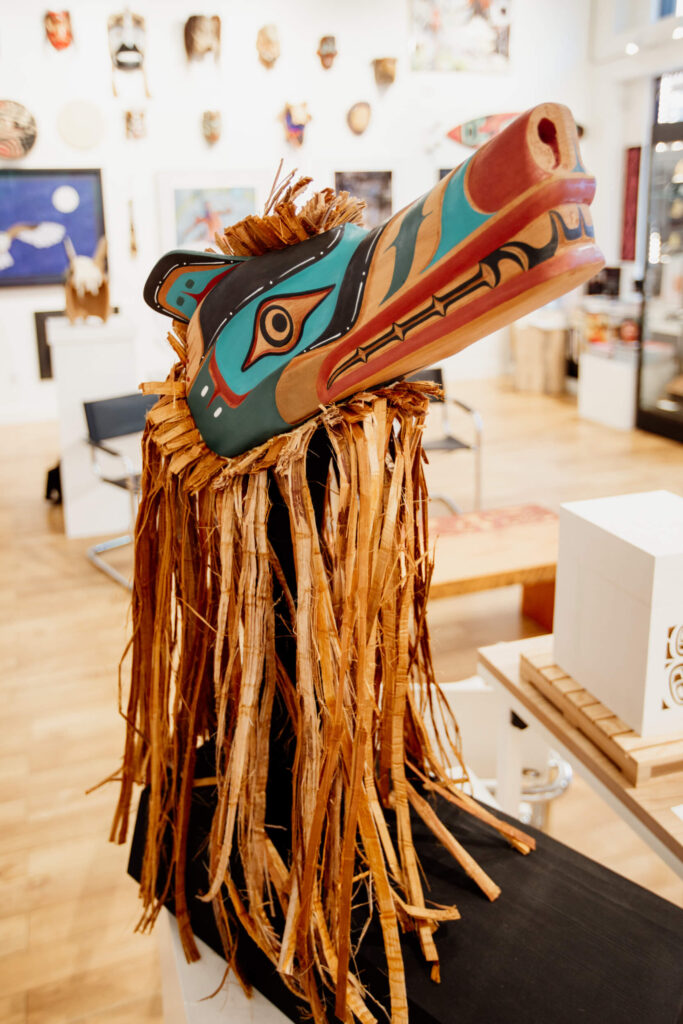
260, 304, 294, 347
242, 287, 333, 370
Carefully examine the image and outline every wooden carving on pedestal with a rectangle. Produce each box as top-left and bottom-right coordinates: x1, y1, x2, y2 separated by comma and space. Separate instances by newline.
113, 104, 603, 1023
64, 236, 109, 322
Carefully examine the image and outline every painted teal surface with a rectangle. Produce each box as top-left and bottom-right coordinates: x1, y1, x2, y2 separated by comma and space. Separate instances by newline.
188, 361, 287, 458
462, 118, 487, 146
381, 191, 431, 305
214, 223, 367, 396
425, 158, 491, 271
571, 140, 585, 173
165, 264, 237, 318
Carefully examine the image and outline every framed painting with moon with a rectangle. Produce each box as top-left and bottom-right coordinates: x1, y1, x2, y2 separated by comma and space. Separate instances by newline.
0, 168, 105, 287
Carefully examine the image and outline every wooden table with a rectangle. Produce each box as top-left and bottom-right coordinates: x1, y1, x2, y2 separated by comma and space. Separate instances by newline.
478, 634, 683, 879
429, 504, 558, 629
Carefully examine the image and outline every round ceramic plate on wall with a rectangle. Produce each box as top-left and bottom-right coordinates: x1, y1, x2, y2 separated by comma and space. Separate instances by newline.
57, 100, 105, 150
0, 100, 37, 158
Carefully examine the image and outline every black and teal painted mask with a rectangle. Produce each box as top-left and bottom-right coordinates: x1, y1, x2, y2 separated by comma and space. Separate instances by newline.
144, 103, 603, 458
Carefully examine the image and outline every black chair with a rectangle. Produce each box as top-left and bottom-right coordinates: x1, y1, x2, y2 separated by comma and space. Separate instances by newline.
406, 366, 483, 511
83, 392, 157, 589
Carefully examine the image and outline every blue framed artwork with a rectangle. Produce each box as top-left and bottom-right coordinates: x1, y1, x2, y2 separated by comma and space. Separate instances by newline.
0, 168, 105, 287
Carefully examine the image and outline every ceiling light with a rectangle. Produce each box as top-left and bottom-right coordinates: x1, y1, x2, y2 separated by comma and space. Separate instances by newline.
625, 41, 639, 55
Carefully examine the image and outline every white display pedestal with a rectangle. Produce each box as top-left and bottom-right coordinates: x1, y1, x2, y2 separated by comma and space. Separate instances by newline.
512, 310, 569, 395
158, 910, 292, 1024
47, 316, 139, 538
554, 490, 683, 737
577, 348, 637, 430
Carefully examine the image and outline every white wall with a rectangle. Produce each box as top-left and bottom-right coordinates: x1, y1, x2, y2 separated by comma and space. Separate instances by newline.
0, 0, 599, 422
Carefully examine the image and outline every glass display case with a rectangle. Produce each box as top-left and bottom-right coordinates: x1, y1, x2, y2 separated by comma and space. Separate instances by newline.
637, 71, 683, 442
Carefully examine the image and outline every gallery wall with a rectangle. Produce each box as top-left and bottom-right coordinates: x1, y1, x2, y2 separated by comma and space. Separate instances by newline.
0, 0, 607, 424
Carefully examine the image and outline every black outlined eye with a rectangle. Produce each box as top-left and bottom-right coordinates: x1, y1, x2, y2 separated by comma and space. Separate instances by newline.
260, 305, 294, 347
242, 287, 333, 370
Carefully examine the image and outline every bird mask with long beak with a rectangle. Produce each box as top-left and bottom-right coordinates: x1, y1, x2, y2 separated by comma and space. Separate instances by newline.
144, 103, 602, 457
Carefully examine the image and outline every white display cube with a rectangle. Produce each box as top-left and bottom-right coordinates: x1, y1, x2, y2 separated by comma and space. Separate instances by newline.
554, 491, 683, 738
577, 348, 637, 431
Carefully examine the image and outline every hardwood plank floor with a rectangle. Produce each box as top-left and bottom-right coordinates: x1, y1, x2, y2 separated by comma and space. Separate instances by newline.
1, 380, 681, 1020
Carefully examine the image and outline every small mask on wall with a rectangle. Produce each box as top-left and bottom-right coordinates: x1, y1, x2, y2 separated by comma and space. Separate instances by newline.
281, 103, 311, 147
125, 108, 146, 139
44, 10, 73, 50
202, 109, 221, 145
372, 57, 396, 86
108, 9, 150, 97
317, 35, 337, 69
347, 101, 371, 136
256, 24, 280, 68
0, 100, 38, 159
184, 15, 221, 62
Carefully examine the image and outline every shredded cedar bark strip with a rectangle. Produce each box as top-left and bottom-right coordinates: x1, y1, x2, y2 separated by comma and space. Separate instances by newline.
408, 761, 536, 855
111, 176, 533, 1023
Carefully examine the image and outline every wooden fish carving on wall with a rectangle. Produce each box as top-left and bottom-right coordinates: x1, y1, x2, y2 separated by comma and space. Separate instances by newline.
447, 112, 519, 148
144, 103, 603, 458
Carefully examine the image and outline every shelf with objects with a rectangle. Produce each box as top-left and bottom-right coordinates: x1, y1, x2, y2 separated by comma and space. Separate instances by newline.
568, 272, 644, 431
637, 69, 683, 443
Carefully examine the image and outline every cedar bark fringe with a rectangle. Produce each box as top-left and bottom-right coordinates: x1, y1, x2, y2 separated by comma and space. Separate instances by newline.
111, 177, 534, 1023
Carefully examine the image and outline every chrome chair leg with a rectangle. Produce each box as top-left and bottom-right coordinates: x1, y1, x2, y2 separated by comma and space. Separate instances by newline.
87, 534, 133, 590
518, 756, 573, 829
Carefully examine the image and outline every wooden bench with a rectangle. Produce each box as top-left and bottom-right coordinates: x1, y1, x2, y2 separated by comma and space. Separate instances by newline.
429, 504, 559, 631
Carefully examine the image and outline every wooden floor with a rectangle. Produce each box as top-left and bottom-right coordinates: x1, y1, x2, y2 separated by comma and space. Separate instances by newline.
1, 379, 682, 1022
